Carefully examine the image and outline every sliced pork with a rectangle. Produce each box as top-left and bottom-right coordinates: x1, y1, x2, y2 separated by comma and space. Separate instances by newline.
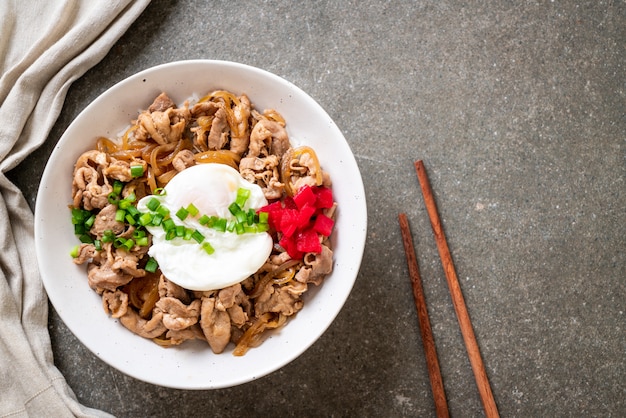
200, 297, 232, 354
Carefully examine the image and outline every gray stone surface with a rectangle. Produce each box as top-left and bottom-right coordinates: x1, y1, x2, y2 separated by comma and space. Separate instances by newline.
8, 1, 625, 416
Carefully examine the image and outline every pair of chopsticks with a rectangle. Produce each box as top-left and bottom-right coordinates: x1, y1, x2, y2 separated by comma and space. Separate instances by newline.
399, 160, 499, 418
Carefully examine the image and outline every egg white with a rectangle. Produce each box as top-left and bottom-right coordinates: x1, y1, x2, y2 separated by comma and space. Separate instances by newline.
137, 163, 273, 291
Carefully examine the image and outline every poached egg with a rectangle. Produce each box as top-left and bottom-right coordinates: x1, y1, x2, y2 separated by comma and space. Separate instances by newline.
137, 163, 273, 291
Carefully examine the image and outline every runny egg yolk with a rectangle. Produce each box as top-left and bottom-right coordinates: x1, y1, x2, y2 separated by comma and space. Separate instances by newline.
137, 163, 273, 291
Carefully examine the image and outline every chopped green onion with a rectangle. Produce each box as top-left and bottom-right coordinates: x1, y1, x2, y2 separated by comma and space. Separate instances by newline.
122, 238, 134, 251
71, 208, 92, 225
162, 218, 176, 231
130, 164, 144, 177
84, 214, 96, 229
176, 207, 189, 221
70, 245, 80, 258
119, 199, 132, 210
113, 180, 124, 195
71, 208, 84, 224
144, 257, 158, 273
235, 187, 250, 208
157, 205, 170, 217
146, 197, 161, 212
187, 203, 199, 217
191, 230, 205, 244
154, 187, 166, 196
119, 194, 136, 210
114, 237, 133, 250
214, 218, 227, 232
202, 242, 215, 255
108, 192, 120, 205
101, 230, 115, 243
228, 202, 241, 216
247, 208, 256, 226
126, 206, 140, 218
138, 212, 153, 226
68, 179, 275, 261
74, 223, 86, 235
115, 209, 126, 223
151, 213, 164, 226
79, 234, 93, 244
235, 210, 247, 224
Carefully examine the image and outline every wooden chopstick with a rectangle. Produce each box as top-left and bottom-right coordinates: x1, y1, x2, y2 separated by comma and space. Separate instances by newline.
413, 160, 500, 418
398, 213, 450, 418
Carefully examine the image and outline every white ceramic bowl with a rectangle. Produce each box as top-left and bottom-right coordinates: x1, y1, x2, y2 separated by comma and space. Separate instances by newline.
35, 60, 367, 389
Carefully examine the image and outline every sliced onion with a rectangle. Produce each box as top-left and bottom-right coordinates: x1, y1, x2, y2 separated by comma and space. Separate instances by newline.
233, 313, 273, 356
280, 146, 323, 196
193, 149, 241, 170
249, 259, 301, 299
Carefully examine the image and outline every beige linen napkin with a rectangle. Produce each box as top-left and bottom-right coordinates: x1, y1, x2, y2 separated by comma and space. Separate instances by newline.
0, 1, 150, 416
